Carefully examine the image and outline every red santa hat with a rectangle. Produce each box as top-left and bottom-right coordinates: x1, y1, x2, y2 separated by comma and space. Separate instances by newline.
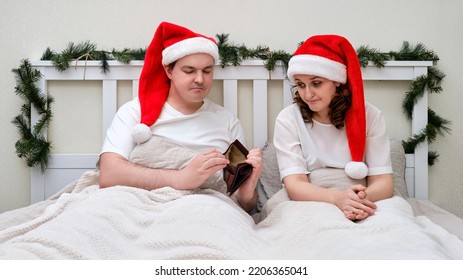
132, 21, 219, 144
287, 34, 368, 179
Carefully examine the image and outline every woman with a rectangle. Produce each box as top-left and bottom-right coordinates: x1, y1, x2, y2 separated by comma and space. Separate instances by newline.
273, 35, 393, 220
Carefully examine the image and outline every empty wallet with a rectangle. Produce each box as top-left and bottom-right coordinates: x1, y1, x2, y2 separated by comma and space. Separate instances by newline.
222, 139, 253, 195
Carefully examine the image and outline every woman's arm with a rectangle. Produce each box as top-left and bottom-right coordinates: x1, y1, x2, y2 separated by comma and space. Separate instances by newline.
283, 173, 377, 220
364, 173, 394, 202
284, 174, 340, 204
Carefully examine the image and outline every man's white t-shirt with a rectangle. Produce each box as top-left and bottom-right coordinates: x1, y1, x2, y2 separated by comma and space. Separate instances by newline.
273, 102, 393, 180
101, 98, 246, 159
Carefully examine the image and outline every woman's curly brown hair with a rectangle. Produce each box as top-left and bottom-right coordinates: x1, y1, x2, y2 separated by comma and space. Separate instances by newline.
292, 84, 351, 129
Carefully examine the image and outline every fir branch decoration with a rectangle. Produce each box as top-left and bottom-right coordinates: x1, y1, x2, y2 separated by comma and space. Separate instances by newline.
356, 41, 440, 67
216, 34, 290, 72
401, 66, 445, 120
12, 59, 53, 172
356, 45, 390, 68
390, 41, 439, 62
399, 57, 448, 165
41, 41, 147, 74
111, 48, 146, 63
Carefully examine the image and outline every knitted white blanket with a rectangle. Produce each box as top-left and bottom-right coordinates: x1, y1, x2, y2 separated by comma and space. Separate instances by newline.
1, 137, 462, 259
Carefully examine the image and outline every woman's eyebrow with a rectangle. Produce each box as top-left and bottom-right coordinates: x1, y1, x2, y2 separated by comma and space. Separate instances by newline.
295, 76, 320, 82
180, 65, 214, 70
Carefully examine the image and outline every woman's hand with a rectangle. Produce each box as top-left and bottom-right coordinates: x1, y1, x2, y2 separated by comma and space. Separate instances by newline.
336, 185, 377, 221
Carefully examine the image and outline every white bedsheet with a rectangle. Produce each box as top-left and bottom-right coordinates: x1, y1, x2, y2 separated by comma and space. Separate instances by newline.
0, 177, 462, 260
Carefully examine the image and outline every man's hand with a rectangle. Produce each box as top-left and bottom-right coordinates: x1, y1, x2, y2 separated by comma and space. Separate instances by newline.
175, 148, 229, 190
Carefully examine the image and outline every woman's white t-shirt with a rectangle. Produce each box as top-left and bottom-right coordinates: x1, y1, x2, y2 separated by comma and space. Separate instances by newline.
101, 98, 245, 159
273, 102, 393, 180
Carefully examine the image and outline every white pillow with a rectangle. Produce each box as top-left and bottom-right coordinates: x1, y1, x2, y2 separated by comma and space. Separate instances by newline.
390, 138, 408, 198
129, 136, 227, 194
309, 168, 366, 190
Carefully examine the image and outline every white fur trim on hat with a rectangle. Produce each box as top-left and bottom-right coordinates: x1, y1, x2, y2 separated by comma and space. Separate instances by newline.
132, 123, 152, 144
344, 161, 368, 179
287, 54, 347, 83
162, 37, 219, 65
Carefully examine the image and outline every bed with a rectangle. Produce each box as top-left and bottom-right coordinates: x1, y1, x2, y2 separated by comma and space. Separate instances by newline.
1, 60, 462, 259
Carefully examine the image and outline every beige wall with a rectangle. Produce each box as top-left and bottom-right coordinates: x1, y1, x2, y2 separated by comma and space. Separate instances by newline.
1, 0, 462, 218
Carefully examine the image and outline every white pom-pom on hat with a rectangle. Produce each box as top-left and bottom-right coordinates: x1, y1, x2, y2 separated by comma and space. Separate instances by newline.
345, 161, 368, 179
132, 123, 152, 144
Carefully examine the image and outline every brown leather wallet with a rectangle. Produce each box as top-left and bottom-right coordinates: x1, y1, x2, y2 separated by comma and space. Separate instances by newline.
223, 139, 253, 195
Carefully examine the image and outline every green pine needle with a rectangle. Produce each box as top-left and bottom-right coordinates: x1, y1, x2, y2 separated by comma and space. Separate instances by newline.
402, 75, 427, 119
428, 151, 438, 166
391, 41, 439, 62
356, 45, 389, 68
428, 108, 452, 137
41, 47, 56, 60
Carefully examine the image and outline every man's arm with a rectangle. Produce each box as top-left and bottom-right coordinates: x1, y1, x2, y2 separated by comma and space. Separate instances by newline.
98, 149, 229, 191
233, 147, 262, 212
99, 152, 177, 190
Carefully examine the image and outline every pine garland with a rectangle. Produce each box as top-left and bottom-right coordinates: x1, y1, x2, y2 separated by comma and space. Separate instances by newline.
41, 41, 146, 73
11, 59, 54, 172
12, 35, 451, 170
216, 34, 292, 72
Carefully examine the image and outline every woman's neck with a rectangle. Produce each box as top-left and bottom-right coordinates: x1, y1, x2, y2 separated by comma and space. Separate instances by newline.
313, 112, 331, 124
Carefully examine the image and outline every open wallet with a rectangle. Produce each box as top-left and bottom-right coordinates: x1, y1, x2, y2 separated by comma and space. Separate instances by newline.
222, 139, 253, 195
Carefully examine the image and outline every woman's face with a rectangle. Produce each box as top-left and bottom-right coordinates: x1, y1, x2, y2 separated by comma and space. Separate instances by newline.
164, 53, 215, 113
293, 74, 340, 119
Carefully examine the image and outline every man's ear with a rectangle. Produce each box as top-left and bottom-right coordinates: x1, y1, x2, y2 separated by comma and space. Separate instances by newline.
163, 65, 172, 79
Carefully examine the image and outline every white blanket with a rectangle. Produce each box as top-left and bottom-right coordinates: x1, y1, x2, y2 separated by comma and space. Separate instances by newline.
0, 184, 462, 259
1, 137, 462, 259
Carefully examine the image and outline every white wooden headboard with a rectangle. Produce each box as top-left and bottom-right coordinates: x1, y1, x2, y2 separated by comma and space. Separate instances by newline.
30, 60, 432, 203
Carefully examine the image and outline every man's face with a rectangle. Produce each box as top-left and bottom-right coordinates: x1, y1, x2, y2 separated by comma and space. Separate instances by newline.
165, 53, 215, 112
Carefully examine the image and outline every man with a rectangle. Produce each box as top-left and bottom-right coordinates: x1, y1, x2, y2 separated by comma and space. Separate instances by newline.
98, 22, 261, 212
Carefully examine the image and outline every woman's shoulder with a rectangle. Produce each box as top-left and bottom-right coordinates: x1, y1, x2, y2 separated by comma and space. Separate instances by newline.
365, 101, 387, 130
365, 101, 383, 116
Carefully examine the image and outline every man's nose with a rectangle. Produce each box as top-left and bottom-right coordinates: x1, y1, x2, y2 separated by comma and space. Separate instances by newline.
194, 71, 204, 83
